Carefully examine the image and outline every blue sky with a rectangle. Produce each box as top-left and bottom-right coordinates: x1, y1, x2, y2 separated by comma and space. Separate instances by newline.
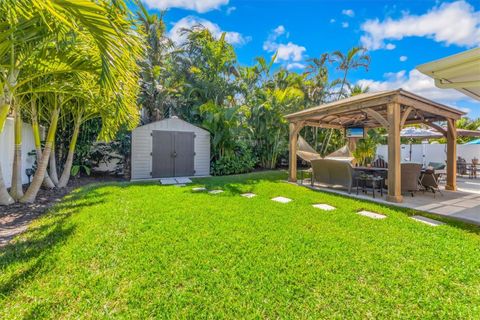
140, 0, 480, 117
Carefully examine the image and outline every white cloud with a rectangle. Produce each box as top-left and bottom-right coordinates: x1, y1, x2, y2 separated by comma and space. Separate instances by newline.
330, 18, 336, 23
142, 0, 228, 13
275, 43, 306, 62
357, 69, 472, 105
273, 25, 286, 37
399, 55, 408, 62
263, 26, 306, 64
385, 43, 396, 50
169, 16, 250, 46
287, 63, 306, 70
360, 1, 480, 50
342, 22, 349, 28
226, 6, 236, 15
342, 9, 355, 17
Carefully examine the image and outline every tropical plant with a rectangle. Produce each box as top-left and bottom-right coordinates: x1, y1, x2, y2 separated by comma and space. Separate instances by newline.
353, 130, 382, 166
0, 0, 142, 204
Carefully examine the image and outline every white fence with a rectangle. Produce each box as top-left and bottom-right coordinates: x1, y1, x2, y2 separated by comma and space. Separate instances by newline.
0, 118, 37, 188
377, 143, 480, 166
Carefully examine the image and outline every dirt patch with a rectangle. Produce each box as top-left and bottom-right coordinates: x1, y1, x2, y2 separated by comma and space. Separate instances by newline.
0, 175, 124, 247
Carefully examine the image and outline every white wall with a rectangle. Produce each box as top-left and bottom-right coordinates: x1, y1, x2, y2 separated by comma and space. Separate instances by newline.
0, 118, 37, 188
376, 143, 480, 166
131, 118, 210, 180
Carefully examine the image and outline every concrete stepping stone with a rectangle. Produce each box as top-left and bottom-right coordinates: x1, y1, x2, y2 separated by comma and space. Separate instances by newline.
160, 178, 177, 185
192, 187, 206, 192
176, 177, 192, 184
410, 215, 445, 227
175, 184, 186, 187
357, 210, 386, 219
313, 204, 335, 211
271, 196, 292, 203
241, 193, 256, 198
209, 190, 224, 194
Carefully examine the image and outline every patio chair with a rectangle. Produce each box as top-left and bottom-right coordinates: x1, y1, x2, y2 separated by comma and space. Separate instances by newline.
421, 169, 443, 197
311, 159, 355, 193
372, 157, 388, 168
401, 163, 422, 197
457, 157, 467, 175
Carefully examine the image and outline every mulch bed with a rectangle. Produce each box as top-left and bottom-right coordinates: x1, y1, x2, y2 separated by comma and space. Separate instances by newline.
0, 175, 124, 247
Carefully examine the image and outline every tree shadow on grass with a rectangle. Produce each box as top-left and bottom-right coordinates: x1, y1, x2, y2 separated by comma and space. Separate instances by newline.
0, 188, 108, 299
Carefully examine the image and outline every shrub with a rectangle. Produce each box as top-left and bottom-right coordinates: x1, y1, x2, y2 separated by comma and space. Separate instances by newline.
211, 144, 256, 176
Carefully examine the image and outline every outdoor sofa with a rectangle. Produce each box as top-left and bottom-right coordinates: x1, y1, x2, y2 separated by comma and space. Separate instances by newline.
310, 158, 355, 193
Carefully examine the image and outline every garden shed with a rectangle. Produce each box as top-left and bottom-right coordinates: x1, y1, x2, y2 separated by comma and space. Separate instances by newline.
131, 117, 210, 180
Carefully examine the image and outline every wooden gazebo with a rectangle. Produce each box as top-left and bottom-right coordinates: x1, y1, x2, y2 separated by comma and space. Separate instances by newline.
285, 89, 465, 203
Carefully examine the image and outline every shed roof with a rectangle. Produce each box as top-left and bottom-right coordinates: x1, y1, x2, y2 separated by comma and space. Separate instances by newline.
135, 117, 210, 135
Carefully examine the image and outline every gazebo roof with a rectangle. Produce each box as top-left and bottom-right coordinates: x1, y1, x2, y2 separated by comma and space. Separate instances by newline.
285, 89, 465, 129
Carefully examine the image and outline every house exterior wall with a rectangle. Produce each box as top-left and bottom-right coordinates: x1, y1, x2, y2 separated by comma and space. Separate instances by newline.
131, 118, 210, 180
0, 118, 38, 188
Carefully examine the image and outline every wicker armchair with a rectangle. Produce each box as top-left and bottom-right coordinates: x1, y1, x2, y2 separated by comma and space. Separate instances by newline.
401, 163, 422, 196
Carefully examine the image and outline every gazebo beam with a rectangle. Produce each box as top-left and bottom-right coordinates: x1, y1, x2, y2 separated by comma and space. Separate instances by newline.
400, 106, 414, 128
303, 121, 343, 129
446, 119, 457, 191
422, 121, 447, 137
364, 108, 389, 128
386, 102, 403, 203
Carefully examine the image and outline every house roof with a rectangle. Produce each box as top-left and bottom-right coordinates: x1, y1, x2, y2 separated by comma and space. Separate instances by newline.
417, 48, 480, 101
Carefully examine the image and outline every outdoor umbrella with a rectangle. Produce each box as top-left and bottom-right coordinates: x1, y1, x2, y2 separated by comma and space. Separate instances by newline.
397, 127, 442, 163
399, 127, 443, 139
464, 138, 480, 145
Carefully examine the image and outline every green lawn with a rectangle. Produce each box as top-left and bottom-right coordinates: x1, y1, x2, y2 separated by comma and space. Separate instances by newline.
1, 171, 480, 318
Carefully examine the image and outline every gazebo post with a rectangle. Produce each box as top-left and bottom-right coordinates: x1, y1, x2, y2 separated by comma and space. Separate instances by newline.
288, 122, 300, 182
446, 119, 457, 191
386, 102, 403, 203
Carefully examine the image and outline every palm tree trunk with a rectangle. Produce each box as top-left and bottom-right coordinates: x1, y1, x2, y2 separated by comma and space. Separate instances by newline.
31, 101, 56, 189
49, 143, 59, 185
0, 98, 14, 205
20, 107, 60, 204
58, 114, 81, 188
10, 105, 23, 200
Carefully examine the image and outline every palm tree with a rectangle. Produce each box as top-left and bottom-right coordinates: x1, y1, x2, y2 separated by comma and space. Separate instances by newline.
349, 83, 370, 96
331, 47, 370, 99
321, 47, 370, 155
0, 0, 142, 204
136, 2, 178, 122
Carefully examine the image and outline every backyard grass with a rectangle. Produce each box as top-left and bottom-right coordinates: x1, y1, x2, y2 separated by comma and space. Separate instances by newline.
1, 171, 480, 318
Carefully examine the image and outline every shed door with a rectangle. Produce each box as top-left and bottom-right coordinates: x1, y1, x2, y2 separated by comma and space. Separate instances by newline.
152, 131, 174, 178
151, 130, 195, 178
174, 132, 195, 177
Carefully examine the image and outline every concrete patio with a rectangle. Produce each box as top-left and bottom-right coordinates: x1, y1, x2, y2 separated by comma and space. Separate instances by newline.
301, 177, 480, 226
